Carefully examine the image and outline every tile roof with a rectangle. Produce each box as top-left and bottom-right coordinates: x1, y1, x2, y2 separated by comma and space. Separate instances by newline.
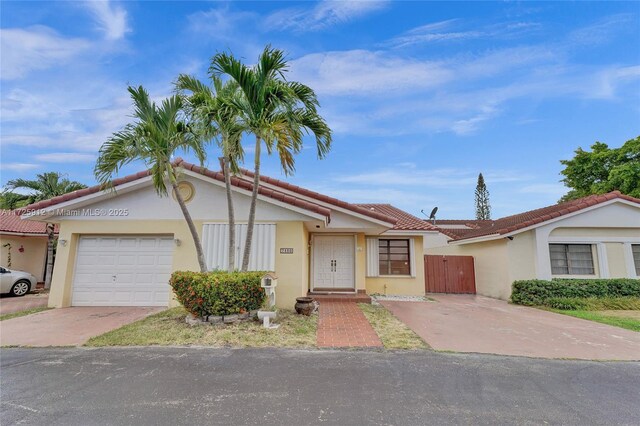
0, 210, 56, 235
438, 191, 640, 242
20, 159, 411, 228
354, 204, 438, 231
21, 159, 333, 221
239, 169, 396, 225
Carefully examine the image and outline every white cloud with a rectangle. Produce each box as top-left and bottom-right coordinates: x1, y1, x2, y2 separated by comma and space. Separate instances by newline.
332, 167, 525, 187
289, 50, 451, 96
265, 0, 388, 32
188, 7, 255, 38
0, 163, 40, 172
386, 19, 542, 48
0, 26, 90, 80
34, 153, 96, 163
84, 0, 130, 41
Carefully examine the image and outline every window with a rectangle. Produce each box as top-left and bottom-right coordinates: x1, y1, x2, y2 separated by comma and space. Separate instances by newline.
378, 239, 411, 275
549, 244, 595, 275
632, 245, 640, 276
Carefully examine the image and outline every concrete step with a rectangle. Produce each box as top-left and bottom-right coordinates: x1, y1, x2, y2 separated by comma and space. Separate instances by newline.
307, 291, 372, 304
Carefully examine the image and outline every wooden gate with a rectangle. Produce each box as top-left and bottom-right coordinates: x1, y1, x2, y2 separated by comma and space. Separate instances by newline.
424, 255, 476, 294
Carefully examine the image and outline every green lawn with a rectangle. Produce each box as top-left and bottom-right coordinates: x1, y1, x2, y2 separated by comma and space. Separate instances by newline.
0, 307, 50, 321
87, 307, 318, 348
359, 303, 428, 350
550, 309, 640, 332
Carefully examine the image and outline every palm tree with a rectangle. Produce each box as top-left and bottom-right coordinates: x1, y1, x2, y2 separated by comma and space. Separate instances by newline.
6, 172, 87, 288
94, 85, 209, 272
210, 45, 333, 271
175, 74, 245, 271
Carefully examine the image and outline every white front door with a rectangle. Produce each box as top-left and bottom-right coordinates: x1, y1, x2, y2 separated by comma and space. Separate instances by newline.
312, 235, 355, 290
72, 236, 174, 306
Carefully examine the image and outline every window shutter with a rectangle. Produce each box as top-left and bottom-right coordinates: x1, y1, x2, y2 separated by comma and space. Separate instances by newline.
202, 223, 275, 271
366, 237, 379, 277
409, 237, 416, 277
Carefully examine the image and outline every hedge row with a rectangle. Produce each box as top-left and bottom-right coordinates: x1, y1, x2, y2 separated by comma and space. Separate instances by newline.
170, 271, 266, 317
511, 278, 640, 306
544, 296, 640, 310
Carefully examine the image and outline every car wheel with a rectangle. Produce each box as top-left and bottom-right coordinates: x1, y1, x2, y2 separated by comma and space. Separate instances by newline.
10, 280, 31, 297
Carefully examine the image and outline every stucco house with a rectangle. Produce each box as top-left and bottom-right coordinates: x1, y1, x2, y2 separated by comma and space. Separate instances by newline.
425, 192, 640, 300
1, 209, 54, 283
21, 159, 438, 308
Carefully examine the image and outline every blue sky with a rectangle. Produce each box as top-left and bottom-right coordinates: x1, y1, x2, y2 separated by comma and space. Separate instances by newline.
1, 1, 639, 219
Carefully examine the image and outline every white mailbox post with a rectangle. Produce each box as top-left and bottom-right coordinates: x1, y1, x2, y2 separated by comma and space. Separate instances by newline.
258, 273, 279, 329
261, 273, 278, 308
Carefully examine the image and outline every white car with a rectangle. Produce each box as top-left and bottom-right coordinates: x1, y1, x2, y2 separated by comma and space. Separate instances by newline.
0, 266, 37, 296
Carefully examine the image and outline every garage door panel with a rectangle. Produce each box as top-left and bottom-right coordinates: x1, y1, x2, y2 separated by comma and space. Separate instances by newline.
72, 236, 174, 306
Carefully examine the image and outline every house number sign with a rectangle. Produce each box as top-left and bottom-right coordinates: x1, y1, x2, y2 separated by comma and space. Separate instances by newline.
280, 248, 294, 254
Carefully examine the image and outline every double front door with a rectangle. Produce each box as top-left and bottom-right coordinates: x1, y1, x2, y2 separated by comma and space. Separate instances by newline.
312, 235, 355, 290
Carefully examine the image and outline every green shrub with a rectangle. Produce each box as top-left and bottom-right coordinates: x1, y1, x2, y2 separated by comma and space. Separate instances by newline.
546, 297, 588, 310
511, 278, 640, 307
170, 271, 266, 317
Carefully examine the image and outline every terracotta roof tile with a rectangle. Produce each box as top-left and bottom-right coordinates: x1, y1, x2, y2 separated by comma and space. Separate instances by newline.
239, 169, 396, 225
354, 204, 438, 231
1, 210, 57, 235
439, 191, 640, 242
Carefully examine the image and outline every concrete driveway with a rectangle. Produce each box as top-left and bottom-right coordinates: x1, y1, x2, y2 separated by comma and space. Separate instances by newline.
0, 307, 163, 347
380, 295, 640, 360
0, 293, 49, 315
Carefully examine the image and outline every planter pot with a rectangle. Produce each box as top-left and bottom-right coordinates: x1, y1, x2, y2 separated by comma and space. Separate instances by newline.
295, 297, 315, 316
207, 315, 223, 324
238, 312, 249, 320
223, 314, 239, 324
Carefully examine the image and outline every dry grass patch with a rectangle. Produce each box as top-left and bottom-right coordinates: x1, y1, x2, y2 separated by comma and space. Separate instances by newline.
359, 303, 428, 350
86, 307, 318, 348
0, 307, 50, 321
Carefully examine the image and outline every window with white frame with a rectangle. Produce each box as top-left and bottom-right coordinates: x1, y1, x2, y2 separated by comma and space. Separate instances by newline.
632, 244, 640, 276
549, 244, 595, 275
366, 237, 415, 277
378, 239, 411, 275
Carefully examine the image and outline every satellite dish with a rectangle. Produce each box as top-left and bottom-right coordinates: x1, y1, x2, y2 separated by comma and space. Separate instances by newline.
429, 207, 438, 220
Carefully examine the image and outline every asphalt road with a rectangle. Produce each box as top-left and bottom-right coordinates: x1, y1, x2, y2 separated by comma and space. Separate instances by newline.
1, 347, 639, 426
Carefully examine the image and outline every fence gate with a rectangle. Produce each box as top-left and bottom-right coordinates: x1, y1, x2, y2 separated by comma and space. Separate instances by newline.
424, 255, 476, 294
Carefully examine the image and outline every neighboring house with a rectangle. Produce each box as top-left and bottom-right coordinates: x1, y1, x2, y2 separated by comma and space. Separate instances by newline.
426, 192, 640, 300
21, 159, 438, 308
0, 210, 54, 282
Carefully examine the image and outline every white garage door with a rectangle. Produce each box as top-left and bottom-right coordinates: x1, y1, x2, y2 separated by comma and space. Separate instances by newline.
72, 236, 174, 306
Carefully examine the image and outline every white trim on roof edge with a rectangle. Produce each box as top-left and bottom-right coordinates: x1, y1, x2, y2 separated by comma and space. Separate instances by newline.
448, 198, 640, 245
240, 176, 396, 228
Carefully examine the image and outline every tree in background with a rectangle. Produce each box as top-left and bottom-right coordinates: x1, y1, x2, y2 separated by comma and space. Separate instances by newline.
6, 172, 87, 288
560, 136, 640, 202
95, 86, 209, 272
211, 45, 332, 271
474, 173, 491, 220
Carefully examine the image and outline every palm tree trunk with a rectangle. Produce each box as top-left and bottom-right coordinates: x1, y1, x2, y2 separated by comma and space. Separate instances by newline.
222, 155, 236, 271
44, 223, 55, 289
241, 135, 261, 271
170, 178, 208, 273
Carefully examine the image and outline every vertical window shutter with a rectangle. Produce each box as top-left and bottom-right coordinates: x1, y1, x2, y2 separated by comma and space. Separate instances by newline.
409, 237, 416, 277
202, 224, 275, 271
366, 237, 379, 277
202, 223, 228, 271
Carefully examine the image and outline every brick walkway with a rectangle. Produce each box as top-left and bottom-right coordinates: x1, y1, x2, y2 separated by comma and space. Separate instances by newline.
317, 301, 382, 348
